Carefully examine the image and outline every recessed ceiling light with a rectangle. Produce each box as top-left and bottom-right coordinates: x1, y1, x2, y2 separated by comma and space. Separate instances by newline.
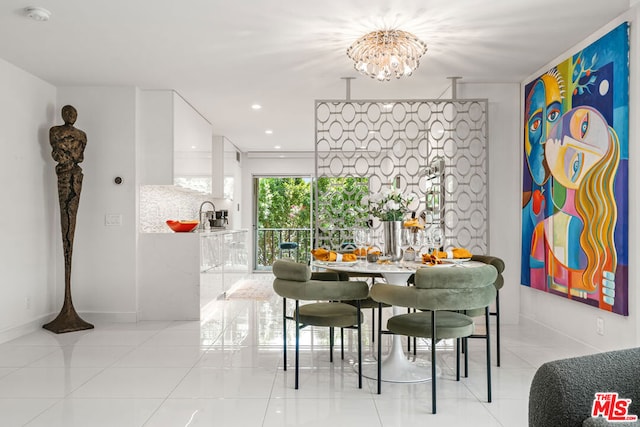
274, 145, 281, 149
251, 104, 262, 110
368, 130, 377, 135
265, 129, 273, 135
382, 103, 393, 110
191, 145, 197, 149
25, 7, 51, 21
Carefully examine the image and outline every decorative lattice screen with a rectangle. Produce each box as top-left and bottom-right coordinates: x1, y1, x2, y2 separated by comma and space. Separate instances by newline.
314, 99, 489, 254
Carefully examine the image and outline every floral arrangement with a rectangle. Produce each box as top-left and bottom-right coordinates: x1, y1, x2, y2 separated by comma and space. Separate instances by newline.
363, 188, 414, 221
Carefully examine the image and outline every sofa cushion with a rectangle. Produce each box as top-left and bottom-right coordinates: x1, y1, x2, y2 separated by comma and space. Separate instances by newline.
529, 347, 640, 427
583, 417, 639, 426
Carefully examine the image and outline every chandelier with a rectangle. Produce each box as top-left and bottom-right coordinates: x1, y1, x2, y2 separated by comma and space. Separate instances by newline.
346, 29, 428, 81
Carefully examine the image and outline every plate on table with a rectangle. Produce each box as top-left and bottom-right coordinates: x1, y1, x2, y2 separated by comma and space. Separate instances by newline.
322, 260, 358, 267
441, 258, 471, 263
418, 263, 455, 268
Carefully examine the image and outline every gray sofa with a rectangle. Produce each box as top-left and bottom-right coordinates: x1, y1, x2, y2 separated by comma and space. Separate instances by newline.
529, 347, 640, 426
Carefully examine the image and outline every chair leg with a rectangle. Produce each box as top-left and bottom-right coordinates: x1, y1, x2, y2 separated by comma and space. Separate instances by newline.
456, 337, 461, 381
377, 302, 382, 395
431, 310, 437, 414
283, 297, 287, 371
485, 306, 492, 402
464, 337, 469, 378
357, 300, 362, 389
295, 300, 300, 390
330, 327, 334, 363
407, 307, 411, 353
371, 278, 376, 344
495, 291, 501, 367
340, 327, 344, 360
371, 307, 375, 343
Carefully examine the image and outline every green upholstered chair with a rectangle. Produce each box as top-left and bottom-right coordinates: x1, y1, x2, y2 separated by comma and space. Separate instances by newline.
371, 264, 497, 414
272, 259, 370, 389
469, 255, 506, 367
339, 272, 390, 344
305, 270, 377, 354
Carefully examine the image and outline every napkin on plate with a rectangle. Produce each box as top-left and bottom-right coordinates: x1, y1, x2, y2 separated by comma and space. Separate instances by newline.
311, 248, 357, 262
403, 218, 424, 229
432, 247, 472, 259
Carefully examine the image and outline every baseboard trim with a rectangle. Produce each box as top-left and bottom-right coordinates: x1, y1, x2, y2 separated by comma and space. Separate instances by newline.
0, 315, 51, 344
0, 311, 138, 344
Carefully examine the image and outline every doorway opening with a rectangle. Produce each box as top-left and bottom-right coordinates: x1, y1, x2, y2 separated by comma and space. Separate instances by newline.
253, 176, 312, 271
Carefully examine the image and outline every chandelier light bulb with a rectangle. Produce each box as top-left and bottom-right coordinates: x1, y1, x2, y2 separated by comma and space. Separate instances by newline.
347, 29, 427, 81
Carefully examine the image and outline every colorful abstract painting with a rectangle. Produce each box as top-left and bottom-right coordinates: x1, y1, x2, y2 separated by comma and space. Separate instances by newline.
521, 22, 629, 315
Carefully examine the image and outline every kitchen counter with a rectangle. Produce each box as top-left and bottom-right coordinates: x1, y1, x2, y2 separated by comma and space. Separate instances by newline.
138, 229, 249, 320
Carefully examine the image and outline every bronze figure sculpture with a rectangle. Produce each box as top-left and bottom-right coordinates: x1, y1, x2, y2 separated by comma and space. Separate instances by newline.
43, 105, 94, 333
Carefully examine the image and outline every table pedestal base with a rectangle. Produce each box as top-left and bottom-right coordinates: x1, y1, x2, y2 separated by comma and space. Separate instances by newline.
360, 335, 441, 383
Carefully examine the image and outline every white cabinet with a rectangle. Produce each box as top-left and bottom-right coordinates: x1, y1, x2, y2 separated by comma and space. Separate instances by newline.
138, 232, 200, 321
200, 230, 249, 300
138, 90, 214, 190
174, 95, 215, 193
137, 229, 248, 321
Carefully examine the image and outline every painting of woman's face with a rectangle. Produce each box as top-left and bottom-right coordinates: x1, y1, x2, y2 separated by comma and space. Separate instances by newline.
545, 107, 609, 189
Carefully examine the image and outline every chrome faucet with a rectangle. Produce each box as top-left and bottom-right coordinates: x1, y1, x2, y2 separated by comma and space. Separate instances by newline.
198, 201, 216, 230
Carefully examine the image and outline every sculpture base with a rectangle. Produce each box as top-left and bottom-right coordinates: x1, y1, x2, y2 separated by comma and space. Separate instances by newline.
43, 305, 94, 334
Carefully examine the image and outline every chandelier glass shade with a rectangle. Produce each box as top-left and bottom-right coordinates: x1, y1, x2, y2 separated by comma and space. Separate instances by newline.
346, 29, 428, 81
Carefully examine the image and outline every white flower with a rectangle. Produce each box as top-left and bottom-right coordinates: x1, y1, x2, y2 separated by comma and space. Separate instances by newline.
386, 200, 399, 211
368, 189, 413, 221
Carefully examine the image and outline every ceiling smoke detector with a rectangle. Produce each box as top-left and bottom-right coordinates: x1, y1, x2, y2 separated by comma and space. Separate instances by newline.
25, 7, 51, 22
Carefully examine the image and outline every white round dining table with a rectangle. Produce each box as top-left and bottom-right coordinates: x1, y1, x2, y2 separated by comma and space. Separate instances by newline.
313, 259, 484, 383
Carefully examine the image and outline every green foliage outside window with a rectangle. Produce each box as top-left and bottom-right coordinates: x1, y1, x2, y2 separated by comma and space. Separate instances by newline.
258, 177, 311, 229
256, 176, 370, 268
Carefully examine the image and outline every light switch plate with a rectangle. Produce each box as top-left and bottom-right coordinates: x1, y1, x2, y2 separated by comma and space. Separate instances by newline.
105, 214, 122, 226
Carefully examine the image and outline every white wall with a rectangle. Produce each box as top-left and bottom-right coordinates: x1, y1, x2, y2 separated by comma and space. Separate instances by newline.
0, 59, 58, 341
458, 83, 522, 326
55, 87, 138, 322
518, 7, 639, 350
138, 90, 174, 186
224, 140, 242, 227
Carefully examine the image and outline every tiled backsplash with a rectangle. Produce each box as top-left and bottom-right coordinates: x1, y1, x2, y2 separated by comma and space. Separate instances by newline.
139, 185, 231, 233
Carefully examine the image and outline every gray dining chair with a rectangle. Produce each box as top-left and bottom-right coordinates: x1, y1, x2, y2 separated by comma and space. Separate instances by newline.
407, 256, 506, 369
469, 255, 506, 366
272, 259, 370, 389
371, 264, 497, 414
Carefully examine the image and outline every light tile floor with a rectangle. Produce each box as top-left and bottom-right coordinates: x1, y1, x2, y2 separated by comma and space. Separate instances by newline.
0, 273, 603, 426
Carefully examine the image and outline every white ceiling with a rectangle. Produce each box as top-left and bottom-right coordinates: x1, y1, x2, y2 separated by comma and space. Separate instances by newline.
0, 0, 630, 153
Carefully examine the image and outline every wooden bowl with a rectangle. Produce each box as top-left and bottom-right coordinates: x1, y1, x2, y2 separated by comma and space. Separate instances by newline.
166, 220, 199, 232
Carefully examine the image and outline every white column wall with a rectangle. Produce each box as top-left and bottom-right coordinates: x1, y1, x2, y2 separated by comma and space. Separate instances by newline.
55, 87, 138, 321
458, 83, 522, 326
0, 58, 58, 341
